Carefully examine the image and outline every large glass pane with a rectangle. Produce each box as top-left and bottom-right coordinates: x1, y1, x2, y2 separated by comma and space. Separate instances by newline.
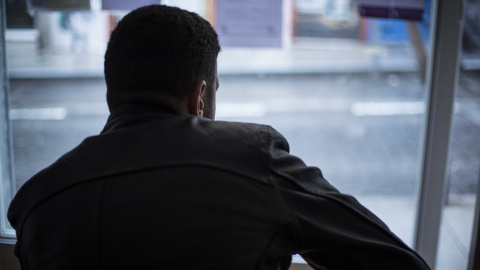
435, 0, 480, 268
215, 1, 432, 253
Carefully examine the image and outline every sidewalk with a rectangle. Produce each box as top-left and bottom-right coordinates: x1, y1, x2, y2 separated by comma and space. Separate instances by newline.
6, 31, 419, 78
363, 195, 475, 270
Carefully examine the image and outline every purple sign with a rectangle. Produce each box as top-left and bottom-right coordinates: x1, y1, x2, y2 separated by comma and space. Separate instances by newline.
358, 0, 425, 21
216, 0, 283, 48
27, 0, 90, 11
102, 0, 160, 11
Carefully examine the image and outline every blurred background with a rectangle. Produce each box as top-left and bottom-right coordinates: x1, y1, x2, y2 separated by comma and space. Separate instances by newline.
3, 0, 480, 269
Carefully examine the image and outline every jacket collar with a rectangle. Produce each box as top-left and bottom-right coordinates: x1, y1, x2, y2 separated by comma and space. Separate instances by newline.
102, 103, 179, 134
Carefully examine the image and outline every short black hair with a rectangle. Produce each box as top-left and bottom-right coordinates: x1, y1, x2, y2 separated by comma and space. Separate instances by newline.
104, 5, 221, 112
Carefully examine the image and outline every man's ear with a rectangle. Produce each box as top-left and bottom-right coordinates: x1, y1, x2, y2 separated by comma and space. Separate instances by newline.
188, 80, 206, 116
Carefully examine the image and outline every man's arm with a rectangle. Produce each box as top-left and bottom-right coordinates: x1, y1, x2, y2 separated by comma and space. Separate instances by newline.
263, 126, 430, 269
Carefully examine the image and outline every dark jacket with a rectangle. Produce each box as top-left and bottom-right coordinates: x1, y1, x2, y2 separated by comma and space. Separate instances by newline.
8, 104, 430, 270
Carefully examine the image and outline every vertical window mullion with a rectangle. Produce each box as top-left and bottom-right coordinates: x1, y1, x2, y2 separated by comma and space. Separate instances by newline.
414, 0, 464, 268
0, 0, 16, 239
468, 171, 480, 270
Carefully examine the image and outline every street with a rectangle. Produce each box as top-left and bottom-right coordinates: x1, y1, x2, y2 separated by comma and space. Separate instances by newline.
9, 72, 480, 196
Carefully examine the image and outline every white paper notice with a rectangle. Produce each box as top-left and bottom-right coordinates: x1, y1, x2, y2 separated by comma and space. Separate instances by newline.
28, 0, 90, 11
102, 0, 161, 11
216, 0, 283, 48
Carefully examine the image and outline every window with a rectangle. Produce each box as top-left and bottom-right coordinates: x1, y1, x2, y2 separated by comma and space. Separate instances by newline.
1, 1, 478, 269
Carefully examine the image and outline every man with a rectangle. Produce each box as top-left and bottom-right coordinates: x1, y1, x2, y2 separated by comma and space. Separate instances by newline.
8, 5, 430, 270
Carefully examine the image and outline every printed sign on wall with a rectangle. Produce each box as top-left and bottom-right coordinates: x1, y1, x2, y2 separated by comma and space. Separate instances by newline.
102, 0, 161, 11
28, 0, 90, 11
358, 0, 425, 21
216, 0, 283, 48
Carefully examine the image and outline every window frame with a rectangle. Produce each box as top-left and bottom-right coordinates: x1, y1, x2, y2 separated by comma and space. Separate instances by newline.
0, 0, 16, 240
0, 1, 478, 270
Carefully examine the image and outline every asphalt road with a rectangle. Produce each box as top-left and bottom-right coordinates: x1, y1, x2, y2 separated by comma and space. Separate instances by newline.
8, 72, 480, 196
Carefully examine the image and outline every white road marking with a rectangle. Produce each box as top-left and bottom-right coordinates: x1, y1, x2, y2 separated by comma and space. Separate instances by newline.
10, 107, 68, 120
9, 101, 448, 120
350, 102, 425, 116
216, 103, 267, 118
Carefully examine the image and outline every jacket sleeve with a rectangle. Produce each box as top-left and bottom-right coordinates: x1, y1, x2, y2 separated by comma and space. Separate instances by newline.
263, 126, 430, 270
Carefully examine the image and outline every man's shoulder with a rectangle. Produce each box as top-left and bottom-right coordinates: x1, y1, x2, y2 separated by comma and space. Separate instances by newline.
197, 118, 273, 142
200, 119, 289, 153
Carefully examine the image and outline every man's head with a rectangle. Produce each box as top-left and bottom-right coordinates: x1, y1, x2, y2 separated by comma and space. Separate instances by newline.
104, 5, 221, 119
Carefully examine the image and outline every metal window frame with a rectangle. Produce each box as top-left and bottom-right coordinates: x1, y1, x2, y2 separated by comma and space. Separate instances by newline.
414, 0, 465, 269
0, 0, 16, 239
469, 169, 480, 270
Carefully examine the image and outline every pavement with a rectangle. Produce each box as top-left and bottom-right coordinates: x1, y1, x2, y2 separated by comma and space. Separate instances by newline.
6, 29, 418, 78
5, 32, 480, 269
